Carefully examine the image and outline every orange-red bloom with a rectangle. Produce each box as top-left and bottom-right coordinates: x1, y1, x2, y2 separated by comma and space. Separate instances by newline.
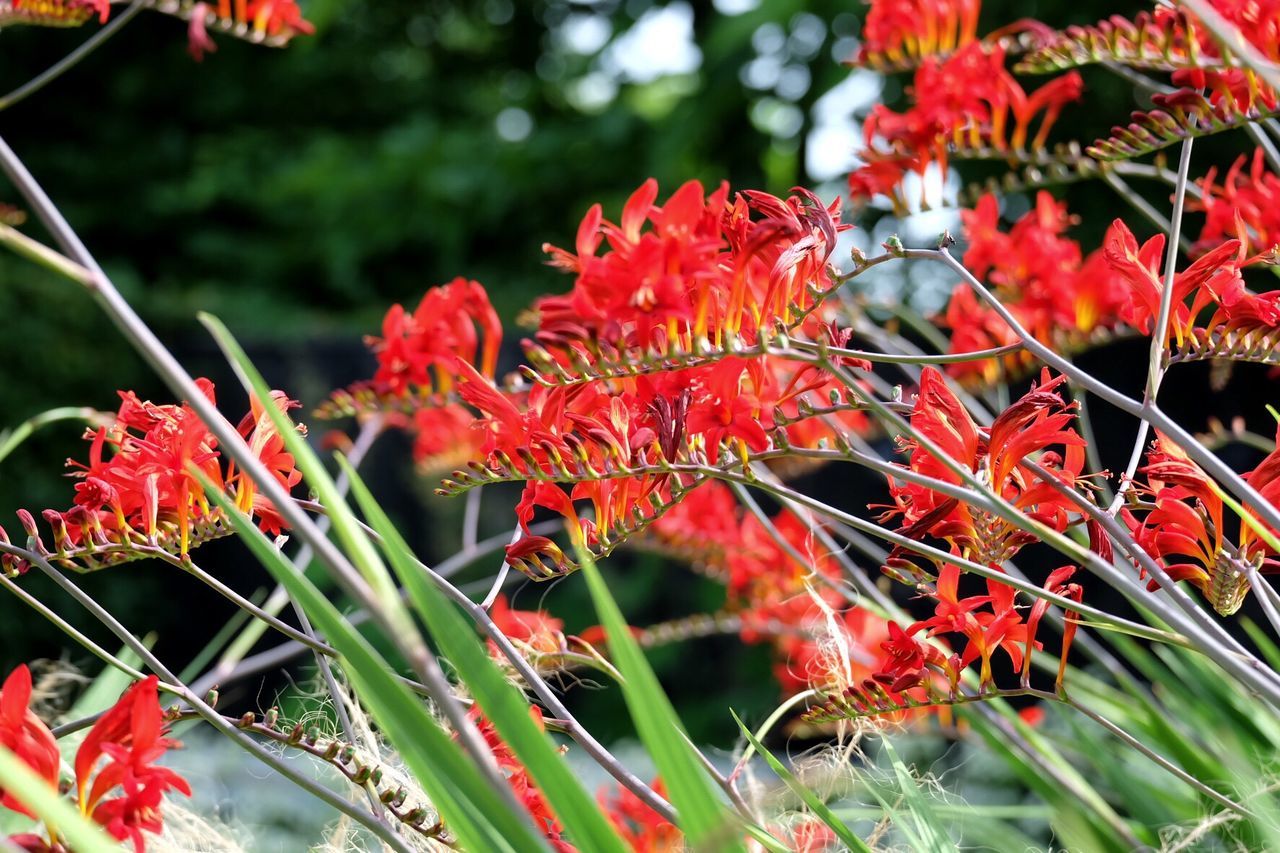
879, 367, 1086, 565
850, 46, 1082, 209
467, 707, 573, 851
855, 0, 981, 68
0, 672, 190, 852
75, 677, 191, 851
598, 778, 681, 852
537, 178, 846, 356
8, 380, 303, 573
1126, 431, 1280, 614
941, 195, 1139, 383
0, 666, 60, 819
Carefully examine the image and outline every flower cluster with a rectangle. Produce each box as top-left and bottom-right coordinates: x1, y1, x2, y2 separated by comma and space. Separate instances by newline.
941, 193, 1129, 382
1161, 2, 1280, 120
1, 667, 190, 852
803, 561, 1082, 726
317, 277, 502, 473
1020, 2, 1280, 162
1102, 218, 1280, 357
454, 371, 699, 577
850, 0, 1055, 72
1193, 148, 1280, 256
6, 0, 313, 57
878, 367, 1086, 567
853, 0, 981, 69
2, 380, 302, 575
398, 180, 873, 578
849, 44, 1083, 210
944, 200, 1280, 377
535, 178, 847, 359
597, 779, 681, 852
1124, 431, 1280, 615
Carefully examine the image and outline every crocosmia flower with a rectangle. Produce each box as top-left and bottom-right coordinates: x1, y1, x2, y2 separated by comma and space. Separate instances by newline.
0, 666, 60, 819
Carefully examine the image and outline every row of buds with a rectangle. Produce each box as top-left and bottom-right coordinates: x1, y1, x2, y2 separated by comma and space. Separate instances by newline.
235, 709, 447, 838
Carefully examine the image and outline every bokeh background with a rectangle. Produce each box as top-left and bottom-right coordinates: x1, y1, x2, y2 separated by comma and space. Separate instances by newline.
3, 0, 1276, 802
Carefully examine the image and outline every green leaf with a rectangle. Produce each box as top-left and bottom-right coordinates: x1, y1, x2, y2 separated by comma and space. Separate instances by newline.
731, 710, 871, 852
576, 545, 742, 849
0, 406, 102, 469
205, 483, 548, 853
340, 458, 629, 853
0, 745, 115, 853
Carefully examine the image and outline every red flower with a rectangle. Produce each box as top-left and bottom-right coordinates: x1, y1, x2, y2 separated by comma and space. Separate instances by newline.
599, 778, 681, 852
771, 818, 838, 853
942, 194, 1129, 381
410, 405, 484, 473
1127, 432, 1280, 615
536, 179, 846, 356
489, 595, 567, 658
1192, 148, 1280, 255
14, 379, 305, 569
0, 666, 60, 819
849, 46, 1082, 208
75, 677, 191, 851
855, 0, 981, 68
244, 0, 314, 37
1242, 424, 1280, 557
683, 359, 774, 463
368, 277, 502, 397
467, 708, 572, 850
879, 367, 1086, 565
1101, 218, 1241, 346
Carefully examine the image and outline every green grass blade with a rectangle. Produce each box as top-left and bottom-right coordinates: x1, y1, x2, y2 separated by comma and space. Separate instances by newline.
879, 739, 952, 851
205, 485, 548, 852
198, 312, 411, 635
576, 546, 743, 849
1243, 618, 1280, 671
0, 406, 101, 468
0, 745, 115, 853
731, 710, 871, 852
340, 459, 628, 853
